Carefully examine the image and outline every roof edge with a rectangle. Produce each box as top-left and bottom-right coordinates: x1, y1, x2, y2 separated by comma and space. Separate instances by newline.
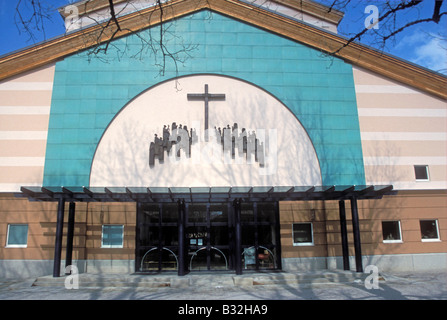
58, 0, 130, 18
1, 0, 446, 99
270, 0, 344, 25
58, 0, 344, 25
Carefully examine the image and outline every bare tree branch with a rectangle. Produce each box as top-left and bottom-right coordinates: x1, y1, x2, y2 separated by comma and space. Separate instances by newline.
80, 0, 198, 82
13, 0, 446, 75
384, 13, 447, 41
14, 0, 53, 42
89, 0, 123, 55
384, 0, 446, 41
332, 0, 429, 55
325, 0, 447, 56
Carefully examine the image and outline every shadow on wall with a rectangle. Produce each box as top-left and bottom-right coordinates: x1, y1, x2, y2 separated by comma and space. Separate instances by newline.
89, 75, 323, 188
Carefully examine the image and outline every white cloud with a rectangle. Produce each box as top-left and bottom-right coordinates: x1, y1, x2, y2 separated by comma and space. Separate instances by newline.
395, 30, 447, 74
412, 36, 447, 74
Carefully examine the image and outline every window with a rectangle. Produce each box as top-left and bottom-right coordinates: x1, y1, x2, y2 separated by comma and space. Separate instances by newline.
420, 220, 440, 242
6, 224, 28, 248
292, 223, 313, 246
414, 165, 429, 181
101, 225, 124, 248
382, 221, 402, 243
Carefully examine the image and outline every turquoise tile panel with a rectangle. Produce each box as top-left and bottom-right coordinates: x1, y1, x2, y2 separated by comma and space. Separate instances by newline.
44, 10, 365, 187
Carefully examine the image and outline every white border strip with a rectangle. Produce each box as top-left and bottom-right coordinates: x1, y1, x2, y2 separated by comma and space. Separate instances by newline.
361, 132, 447, 141
0, 131, 48, 140
358, 108, 446, 117
364, 156, 447, 166
0, 157, 45, 166
0, 183, 41, 192
365, 180, 447, 190
355, 85, 419, 94
0, 106, 51, 115
0, 82, 53, 91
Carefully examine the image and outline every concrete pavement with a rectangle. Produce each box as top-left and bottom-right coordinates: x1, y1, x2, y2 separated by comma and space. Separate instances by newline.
0, 270, 446, 300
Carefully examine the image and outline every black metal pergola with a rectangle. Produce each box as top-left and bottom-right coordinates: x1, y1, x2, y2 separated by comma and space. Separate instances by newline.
19, 185, 395, 277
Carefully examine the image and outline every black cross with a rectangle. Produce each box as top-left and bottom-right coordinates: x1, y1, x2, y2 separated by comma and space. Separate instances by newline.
187, 84, 226, 142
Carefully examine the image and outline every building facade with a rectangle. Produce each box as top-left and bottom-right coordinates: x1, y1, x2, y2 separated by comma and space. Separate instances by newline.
0, 0, 446, 279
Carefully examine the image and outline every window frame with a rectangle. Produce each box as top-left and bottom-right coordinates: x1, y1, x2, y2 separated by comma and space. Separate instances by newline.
101, 224, 124, 248
6, 224, 29, 248
381, 220, 403, 243
292, 222, 314, 246
420, 219, 441, 242
414, 165, 430, 181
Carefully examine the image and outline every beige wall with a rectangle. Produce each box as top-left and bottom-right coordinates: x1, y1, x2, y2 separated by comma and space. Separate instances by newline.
0, 64, 55, 192
0, 195, 57, 260
84, 202, 136, 261
0, 195, 136, 263
353, 66, 447, 190
280, 191, 446, 260
2, 192, 444, 267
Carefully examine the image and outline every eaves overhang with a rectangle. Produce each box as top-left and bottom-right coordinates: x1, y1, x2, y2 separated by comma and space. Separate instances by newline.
19, 185, 396, 203
0, 0, 446, 99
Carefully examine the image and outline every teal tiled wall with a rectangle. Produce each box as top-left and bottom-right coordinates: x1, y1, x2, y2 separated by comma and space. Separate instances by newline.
44, 10, 365, 187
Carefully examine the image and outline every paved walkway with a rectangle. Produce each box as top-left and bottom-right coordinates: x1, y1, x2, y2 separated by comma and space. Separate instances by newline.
0, 271, 446, 300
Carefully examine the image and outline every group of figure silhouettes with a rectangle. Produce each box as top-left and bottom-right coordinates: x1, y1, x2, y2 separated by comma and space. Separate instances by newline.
149, 122, 265, 167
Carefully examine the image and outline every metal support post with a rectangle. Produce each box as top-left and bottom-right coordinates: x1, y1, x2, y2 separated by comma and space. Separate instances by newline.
350, 197, 363, 272
65, 202, 76, 274
233, 199, 242, 275
53, 197, 65, 277
338, 200, 350, 271
178, 200, 186, 276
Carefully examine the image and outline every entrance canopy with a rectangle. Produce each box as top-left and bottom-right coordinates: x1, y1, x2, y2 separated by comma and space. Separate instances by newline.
19, 185, 395, 203
19, 184, 395, 277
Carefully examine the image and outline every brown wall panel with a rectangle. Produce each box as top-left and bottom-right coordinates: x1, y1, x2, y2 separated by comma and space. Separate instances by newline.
1, 192, 445, 264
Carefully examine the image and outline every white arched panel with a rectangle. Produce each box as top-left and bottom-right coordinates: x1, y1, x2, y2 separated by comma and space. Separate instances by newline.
90, 75, 321, 187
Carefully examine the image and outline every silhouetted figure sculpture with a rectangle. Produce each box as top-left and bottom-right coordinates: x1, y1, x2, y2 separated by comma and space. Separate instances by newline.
149, 121, 267, 168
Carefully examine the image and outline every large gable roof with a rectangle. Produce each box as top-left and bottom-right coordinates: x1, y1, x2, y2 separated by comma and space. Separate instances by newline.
0, 0, 446, 99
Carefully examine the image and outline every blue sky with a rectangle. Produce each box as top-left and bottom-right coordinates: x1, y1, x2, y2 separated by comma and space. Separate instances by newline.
0, 0, 446, 74
331, 0, 447, 74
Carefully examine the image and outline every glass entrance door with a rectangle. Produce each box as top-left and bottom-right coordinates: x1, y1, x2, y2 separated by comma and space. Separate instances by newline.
136, 201, 280, 274
240, 202, 280, 270
187, 203, 231, 271
137, 203, 179, 272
